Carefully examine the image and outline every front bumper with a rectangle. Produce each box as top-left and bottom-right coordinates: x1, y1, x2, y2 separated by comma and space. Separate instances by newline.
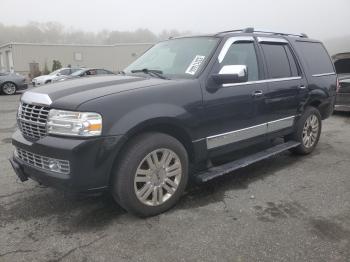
10, 130, 126, 192
32, 80, 45, 87
17, 83, 28, 91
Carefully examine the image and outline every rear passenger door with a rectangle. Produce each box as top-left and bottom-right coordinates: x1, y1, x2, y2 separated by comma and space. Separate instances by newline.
258, 37, 307, 131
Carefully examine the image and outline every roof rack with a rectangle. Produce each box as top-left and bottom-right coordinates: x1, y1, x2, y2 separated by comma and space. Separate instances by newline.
216, 27, 308, 38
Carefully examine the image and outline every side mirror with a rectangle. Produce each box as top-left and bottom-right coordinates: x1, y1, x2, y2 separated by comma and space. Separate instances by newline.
212, 65, 248, 85
56, 73, 61, 76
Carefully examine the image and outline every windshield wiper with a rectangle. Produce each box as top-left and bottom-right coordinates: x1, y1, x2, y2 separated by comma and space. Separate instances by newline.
130, 68, 168, 79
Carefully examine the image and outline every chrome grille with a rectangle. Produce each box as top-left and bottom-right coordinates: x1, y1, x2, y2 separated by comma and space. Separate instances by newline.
15, 147, 70, 175
18, 102, 50, 140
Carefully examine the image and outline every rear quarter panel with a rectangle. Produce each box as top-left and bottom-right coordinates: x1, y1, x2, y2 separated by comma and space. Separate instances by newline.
289, 39, 337, 116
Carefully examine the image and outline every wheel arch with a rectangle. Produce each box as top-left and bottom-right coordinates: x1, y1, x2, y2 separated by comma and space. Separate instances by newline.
108, 118, 195, 184
304, 89, 330, 119
1, 81, 17, 87
1, 81, 17, 94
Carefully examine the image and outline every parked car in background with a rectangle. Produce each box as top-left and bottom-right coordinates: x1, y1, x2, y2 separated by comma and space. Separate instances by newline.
32, 67, 82, 87
53, 68, 115, 82
333, 53, 350, 112
0, 72, 28, 95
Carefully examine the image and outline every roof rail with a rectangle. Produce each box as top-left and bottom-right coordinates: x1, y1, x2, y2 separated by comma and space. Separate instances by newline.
216, 27, 308, 38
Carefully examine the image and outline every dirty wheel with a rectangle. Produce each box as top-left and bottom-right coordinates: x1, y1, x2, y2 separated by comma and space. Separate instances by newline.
112, 132, 188, 217
287, 107, 322, 155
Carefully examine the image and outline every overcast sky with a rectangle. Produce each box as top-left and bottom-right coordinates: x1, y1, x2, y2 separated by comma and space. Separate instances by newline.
1, 0, 348, 39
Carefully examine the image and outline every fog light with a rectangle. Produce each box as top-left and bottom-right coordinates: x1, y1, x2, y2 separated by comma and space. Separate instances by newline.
48, 160, 60, 172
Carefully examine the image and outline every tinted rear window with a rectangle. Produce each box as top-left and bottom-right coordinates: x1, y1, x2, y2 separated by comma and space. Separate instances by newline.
261, 43, 298, 79
334, 58, 350, 74
295, 41, 334, 75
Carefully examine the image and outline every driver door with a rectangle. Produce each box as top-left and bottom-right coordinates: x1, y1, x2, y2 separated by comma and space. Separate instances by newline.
201, 37, 268, 152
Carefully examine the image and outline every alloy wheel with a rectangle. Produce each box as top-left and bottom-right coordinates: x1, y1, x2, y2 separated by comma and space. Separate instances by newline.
2, 83, 16, 95
302, 114, 319, 148
134, 148, 182, 206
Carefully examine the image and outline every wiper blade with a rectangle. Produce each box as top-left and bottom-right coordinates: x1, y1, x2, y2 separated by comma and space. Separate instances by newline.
130, 68, 168, 79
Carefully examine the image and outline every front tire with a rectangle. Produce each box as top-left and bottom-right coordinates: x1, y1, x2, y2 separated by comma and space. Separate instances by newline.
288, 107, 322, 155
1, 82, 17, 95
112, 133, 189, 217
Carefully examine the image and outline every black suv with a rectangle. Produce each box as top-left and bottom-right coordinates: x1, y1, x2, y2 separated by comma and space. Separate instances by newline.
10, 28, 336, 217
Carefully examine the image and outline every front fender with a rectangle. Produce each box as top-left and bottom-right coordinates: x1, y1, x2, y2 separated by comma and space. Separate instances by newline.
109, 103, 191, 135
77, 80, 203, 138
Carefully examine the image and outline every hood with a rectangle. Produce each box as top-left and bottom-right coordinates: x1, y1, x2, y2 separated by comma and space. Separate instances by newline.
21, 75, 168, 110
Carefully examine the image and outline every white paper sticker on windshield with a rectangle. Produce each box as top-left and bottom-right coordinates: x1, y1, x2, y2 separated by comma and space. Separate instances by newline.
185, 55, 206, 75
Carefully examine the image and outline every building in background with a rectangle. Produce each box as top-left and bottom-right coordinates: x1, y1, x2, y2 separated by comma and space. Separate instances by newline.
0, 42, 153, 77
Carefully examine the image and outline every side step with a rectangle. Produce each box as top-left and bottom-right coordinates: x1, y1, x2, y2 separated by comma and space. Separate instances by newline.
196, 141, 300, 183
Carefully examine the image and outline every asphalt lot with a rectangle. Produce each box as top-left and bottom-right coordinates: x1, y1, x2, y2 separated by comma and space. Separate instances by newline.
0, 91, 349, 262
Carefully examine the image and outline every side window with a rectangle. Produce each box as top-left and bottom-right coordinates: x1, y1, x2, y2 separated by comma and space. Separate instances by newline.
59, 69, 70, 75
261, 43, 297, 79
97, 69, 110, 75
295, 41, 334, 75
221, 42, 259, 81
87, 70, 97, 76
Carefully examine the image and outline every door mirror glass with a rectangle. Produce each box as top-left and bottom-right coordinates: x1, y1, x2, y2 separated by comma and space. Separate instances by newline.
212, 65, 248, 84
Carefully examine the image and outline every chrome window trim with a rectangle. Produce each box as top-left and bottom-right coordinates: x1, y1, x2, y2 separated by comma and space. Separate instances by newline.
222, 76, 302, 87
206, 116, 296, 149
312, 72, 336, 77
257, 37, 288, 44
218, 36, 254, 63
21, 91, 52, 106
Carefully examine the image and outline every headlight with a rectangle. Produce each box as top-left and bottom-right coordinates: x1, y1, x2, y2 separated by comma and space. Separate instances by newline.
47, 109, 102, 137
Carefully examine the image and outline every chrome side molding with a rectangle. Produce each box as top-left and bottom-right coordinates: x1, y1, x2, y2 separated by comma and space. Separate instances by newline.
206, 116, 295, 149
21, 91, 52, 106
267, 116, 295, 133
312, 72, 336, 77
207, 123, 266, 149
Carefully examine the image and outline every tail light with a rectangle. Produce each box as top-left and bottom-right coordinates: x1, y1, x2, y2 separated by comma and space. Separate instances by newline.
336, 78, 341, 93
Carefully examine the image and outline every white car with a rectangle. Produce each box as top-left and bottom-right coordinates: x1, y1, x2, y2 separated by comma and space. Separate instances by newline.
32, 68, 81, 86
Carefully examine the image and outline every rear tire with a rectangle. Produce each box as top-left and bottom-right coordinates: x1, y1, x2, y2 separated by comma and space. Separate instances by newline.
287, 107, 322, 155
111, 132, 189, 217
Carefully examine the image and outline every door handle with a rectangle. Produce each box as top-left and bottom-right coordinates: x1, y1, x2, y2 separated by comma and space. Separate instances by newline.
298, 85, 307, 89
252, 90, 263, 97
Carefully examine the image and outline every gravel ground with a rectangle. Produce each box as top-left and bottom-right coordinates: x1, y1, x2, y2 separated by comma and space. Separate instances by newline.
0, 91, 349, 262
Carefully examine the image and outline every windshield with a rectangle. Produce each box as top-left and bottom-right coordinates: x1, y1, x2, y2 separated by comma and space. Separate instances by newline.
71, 69, 85, 76
125, 37, 219, 78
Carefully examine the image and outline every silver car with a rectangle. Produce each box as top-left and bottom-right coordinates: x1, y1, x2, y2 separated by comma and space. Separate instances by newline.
0, 72, 28, 95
